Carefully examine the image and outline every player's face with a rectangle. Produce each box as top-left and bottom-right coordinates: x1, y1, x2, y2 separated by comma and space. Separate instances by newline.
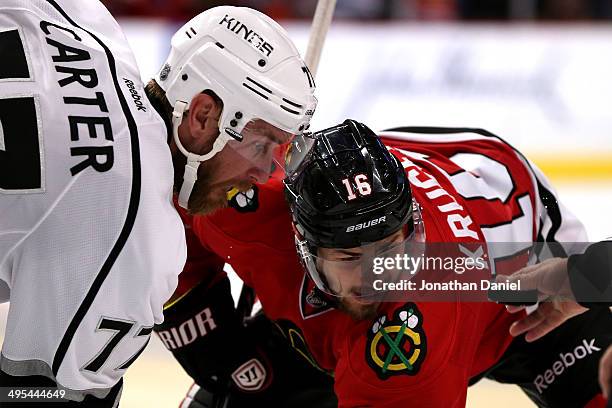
316, 228, 406, 321
186, 120, 292, 215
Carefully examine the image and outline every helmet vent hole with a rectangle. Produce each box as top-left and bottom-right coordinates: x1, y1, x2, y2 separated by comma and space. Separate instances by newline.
181, 74, 188, 81
258, 59, 266, 67
215, 42, 224, 49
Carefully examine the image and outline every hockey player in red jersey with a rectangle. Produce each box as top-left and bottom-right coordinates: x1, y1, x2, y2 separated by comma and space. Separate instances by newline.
158, 120, 611, 407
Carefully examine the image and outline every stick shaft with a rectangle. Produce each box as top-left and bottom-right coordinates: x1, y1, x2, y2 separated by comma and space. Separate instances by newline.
304, 0, 337, 78
233, 3, 336, 319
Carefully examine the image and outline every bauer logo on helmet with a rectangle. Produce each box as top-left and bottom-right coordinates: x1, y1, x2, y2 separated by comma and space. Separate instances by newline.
346, 216, 387, 233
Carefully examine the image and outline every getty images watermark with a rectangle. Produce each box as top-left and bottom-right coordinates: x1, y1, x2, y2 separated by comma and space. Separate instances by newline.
355, 242, 604, 303
371, 251, 520, 292
357, 242, 612, 303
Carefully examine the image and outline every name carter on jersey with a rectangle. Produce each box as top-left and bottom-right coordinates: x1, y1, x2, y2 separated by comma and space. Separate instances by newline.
41, 21, 115, 176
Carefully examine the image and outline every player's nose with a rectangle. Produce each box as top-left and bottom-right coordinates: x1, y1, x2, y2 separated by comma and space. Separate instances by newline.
247, 165, 272, 184
248, 153, 275, 183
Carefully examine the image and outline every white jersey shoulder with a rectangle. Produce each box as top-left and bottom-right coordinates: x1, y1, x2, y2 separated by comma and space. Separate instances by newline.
0, 0, 186, 401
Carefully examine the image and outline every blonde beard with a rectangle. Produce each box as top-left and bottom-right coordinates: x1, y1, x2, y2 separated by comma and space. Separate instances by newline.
187, 178, 254, 216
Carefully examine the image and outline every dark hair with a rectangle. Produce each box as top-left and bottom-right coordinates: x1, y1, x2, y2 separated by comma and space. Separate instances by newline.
145, 79, 174, 141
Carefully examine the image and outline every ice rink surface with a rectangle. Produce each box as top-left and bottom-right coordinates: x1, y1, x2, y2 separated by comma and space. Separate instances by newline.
1, 180, 610, 407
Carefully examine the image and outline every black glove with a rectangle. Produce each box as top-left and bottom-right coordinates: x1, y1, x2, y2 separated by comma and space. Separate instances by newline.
155, 276, 250, 393
156, 277, 336, 408
180, 314, 337, 408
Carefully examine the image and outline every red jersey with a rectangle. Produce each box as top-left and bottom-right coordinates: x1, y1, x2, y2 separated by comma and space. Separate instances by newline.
177, 127, 586, 407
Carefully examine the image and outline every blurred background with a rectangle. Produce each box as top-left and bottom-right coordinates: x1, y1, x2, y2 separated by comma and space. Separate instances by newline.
2, 0, 612, 406
101, 0, 612, 21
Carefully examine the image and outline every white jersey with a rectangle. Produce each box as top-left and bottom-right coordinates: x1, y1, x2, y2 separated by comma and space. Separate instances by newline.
0, 0, 186, 403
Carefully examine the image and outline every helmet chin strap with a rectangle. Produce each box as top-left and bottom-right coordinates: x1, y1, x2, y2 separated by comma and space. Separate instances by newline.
172, 101, 230, 210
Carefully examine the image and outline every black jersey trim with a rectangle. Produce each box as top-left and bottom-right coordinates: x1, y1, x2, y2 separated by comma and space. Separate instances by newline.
382, 126, 564, 246
46, 0, 143, 375
383, 126, 492, 135
299, 273, 333, 320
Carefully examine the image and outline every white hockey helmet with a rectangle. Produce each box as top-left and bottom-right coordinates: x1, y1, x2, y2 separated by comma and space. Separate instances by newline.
156, 6, 317, 209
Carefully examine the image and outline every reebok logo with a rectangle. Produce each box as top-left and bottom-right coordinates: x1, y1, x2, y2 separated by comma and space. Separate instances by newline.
533, 338, 601, 394
346, 216, 386, 233
123, 78, 147, 112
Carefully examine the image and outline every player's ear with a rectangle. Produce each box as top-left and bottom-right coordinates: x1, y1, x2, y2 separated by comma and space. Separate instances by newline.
183, 92, 222, 154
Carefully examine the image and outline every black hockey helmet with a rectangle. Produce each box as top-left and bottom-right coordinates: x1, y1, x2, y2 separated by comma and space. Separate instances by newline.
284, 119, 413, 249
283, 120, 423, 298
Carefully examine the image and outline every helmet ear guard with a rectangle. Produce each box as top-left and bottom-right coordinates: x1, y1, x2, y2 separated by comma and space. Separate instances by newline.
292, 222, 314, 277
292, 232, 337, 305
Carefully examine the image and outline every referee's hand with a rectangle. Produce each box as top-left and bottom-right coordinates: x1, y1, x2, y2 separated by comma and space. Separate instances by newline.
502, 258, 576, 304
498, 258, 588, 342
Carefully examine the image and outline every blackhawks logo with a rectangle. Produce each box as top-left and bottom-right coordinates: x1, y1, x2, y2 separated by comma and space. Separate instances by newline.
366, 303, 427, 380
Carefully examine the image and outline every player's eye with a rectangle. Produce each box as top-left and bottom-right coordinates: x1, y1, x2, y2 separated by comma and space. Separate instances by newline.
338, 254, 362, 262
254, 141, 269, 155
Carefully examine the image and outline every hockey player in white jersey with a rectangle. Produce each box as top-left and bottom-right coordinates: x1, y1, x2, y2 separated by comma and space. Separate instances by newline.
0, 1, 316, 406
